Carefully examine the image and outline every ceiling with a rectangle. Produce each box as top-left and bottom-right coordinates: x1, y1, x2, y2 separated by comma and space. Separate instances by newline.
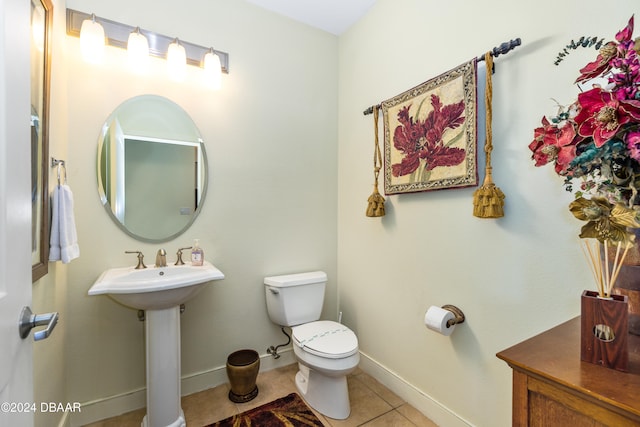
245, 0, 376, 35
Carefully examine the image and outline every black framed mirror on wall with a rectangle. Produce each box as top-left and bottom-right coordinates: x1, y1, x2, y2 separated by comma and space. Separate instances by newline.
31, 0, 52, 282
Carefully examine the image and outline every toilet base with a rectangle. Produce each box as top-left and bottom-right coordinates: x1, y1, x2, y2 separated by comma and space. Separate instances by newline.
295, 365, 351, 420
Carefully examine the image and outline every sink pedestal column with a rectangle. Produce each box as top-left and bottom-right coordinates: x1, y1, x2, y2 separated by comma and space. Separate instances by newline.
142, 306, 185, 427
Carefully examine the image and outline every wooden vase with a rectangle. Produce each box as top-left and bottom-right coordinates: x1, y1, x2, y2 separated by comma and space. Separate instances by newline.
607, 229, 640, 335
580, 290, 629, 372
611, 264, 640, 335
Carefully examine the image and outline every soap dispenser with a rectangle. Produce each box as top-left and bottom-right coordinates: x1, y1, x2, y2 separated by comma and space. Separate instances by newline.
191, 239, 204, 266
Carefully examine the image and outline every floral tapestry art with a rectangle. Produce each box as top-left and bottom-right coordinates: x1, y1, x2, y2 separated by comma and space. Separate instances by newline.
381, 59, 478, 194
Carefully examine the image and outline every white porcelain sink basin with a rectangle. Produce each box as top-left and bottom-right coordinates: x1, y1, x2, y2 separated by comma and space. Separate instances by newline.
89, 261, 224, 310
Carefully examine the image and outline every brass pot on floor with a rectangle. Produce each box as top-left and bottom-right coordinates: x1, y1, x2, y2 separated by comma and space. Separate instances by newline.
226, 349, 260, 403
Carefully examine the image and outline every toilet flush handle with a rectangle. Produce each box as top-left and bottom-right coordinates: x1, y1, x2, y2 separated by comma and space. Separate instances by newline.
268, 287, 279, 295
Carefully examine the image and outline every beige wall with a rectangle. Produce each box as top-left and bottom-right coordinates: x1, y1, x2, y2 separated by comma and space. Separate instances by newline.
338, 1, 638, 426
63, 0, 339, 402
31, 0, 639, 426
34, 0, 338, 423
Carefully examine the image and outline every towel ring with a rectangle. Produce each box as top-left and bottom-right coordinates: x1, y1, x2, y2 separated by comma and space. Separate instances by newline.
51, 157, 67, 185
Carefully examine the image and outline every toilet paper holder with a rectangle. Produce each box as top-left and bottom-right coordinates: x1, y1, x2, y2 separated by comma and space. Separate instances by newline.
441, 305, 465, 327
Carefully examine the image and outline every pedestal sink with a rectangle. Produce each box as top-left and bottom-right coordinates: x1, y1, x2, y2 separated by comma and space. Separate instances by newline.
89, 261, 224, 427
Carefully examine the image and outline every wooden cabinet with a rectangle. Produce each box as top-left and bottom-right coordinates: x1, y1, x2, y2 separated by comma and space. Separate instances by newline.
497, 317, 640, 426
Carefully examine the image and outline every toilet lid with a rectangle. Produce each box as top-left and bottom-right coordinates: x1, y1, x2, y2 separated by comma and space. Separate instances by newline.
293, 320, 358, 359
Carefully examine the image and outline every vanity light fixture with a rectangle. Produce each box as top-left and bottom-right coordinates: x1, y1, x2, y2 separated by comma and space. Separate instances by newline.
203, 48, 222, 90
167, 38, 187, 81
127, 27, 149, 72
31, 5, 46, 52
79, 13, 105, 64
66, 9, 229, 83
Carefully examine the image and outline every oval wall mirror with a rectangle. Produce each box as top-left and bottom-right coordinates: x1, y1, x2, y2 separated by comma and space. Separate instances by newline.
97, 95, 207, 243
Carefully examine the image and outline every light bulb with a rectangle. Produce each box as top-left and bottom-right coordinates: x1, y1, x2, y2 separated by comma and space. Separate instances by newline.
80, 14, 105, 64
127, 27, 149, 72
167, 38, 186, 81
31, 4, 45, 52
203, 48, 222, 90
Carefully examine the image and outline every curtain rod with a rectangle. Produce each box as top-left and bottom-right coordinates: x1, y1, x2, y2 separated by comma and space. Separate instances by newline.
362, 38, 521, 116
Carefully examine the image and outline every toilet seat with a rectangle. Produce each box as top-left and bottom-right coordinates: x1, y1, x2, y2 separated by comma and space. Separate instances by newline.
293, 320, 358, 359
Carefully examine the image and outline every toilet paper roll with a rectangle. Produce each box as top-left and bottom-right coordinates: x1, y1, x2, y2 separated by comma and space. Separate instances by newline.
424, 306, 456, 336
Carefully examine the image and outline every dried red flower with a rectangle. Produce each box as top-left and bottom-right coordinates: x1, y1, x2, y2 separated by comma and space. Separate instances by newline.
391, 95, 466, 177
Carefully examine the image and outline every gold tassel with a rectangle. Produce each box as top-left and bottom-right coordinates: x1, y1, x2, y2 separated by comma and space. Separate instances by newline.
473, 52, 505, 218
367, 186, 385, 217
366, 106, 386, 217
472, 169, 505, 218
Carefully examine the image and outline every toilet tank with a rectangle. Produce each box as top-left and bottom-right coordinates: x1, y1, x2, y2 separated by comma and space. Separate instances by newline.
264, 271, 327, 327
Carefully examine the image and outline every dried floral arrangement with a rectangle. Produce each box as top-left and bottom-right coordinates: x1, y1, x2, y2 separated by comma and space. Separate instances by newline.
529, 16, 640, 297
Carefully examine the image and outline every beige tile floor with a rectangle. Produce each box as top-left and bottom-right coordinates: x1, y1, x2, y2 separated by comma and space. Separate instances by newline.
84, 363, 438, 426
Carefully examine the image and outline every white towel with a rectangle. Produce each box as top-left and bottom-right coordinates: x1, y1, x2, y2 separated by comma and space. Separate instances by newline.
49, 184, 80, 263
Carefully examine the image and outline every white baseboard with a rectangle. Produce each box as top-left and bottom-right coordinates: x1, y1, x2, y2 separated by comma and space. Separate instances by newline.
68, 349, 469, 427
181, 349, 296, 396
69, 350, 296, 427
69, 386, 147, 427
357, 351, 473, 427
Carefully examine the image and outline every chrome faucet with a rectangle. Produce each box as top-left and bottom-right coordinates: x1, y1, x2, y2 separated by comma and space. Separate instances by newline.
155, 249, 167, 267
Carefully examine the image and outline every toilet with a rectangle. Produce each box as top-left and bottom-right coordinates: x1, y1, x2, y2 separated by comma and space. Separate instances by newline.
264, 271, 359, 420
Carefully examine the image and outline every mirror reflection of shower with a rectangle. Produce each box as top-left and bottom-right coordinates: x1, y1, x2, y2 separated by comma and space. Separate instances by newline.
97, 95, 207, 242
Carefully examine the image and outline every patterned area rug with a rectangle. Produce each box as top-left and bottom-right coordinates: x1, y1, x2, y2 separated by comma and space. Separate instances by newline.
207, 393, 324, 427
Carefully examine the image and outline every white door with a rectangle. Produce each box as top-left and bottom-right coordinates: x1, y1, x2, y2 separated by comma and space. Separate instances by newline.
0, 0, 35, 425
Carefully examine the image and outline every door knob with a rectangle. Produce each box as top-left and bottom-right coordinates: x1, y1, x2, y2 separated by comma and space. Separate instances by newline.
18, 306, 59, 341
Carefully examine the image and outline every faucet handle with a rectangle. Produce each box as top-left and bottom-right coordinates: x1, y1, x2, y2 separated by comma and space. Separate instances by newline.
175, 247, 192, 265
125, 251, 147, 269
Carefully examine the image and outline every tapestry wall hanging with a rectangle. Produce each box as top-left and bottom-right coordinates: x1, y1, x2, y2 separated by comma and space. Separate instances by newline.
381, 59, 478, 195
